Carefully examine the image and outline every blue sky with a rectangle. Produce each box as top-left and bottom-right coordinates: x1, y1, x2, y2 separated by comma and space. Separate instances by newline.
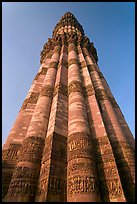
2, 2, 135, 145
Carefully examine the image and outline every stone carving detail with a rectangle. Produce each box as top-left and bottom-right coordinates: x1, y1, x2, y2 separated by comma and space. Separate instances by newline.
67, 132, 93, 161
82, 36, 90, 48
49, 61, 58, 69
52, 132, 67, 162
2, 143, 21, 162
49, 177, 62, 194
83, 84, 94, 97
87, 64, 97, 72
36, 178, 48, 195
95, 88, 109, 101
104, 166, 118, 178
68, 176, 98, 194
17, 136, 45, 163
106, 179, 123, 199
42, 136, 53, 163
40, 38, 53, 64
68, 58, 79, 67
68, 162, 94, 176
12, 166, 39, 179
40, 85, 54, 98
20, 92, 39, 111
80, 61, 87, 68
68, 81, 83, 95
67, 33, 78, 44
68, 136, 91, 152
112, 141, 135, 160
58, 59, 68, 69
53, 83, 67, 97
50, 163, 66, 177
34, 67, 48, 80
7, 179, 36, 196
53, 35, 62, 46
52, 12, 84, 37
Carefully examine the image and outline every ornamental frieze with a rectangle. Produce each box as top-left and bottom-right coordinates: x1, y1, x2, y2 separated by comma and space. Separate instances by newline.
40, 85, 54, 98
17, 136, 44, 163
68, 80, 83, 95
67, 176, 99, 194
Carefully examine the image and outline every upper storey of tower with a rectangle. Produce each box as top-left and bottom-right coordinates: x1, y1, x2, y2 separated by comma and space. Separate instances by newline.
52, 12, 85, 37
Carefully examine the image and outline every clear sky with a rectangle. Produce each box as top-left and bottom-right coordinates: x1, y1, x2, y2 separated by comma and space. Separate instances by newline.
2, 2, 135, 145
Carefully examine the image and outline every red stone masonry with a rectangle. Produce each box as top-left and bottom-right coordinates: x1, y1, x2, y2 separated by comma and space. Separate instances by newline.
2, 12, 135, 202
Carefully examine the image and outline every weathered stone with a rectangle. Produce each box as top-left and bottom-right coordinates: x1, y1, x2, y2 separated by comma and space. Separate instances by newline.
3, 11, 135, 203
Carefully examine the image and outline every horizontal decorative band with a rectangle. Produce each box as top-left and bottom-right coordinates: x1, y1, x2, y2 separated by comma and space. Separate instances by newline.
87, 64, 97, 72
2, 143, 21, 162
83, 84, 95, 97
49, 61, 58, 69
54, 45, 61, 52
80, 61, 87, 68
34, 67, 48, 80
17, 136, 45, 163
68, 175, 99, 194
7, 178, 36, 196
40, 49, 53, 64
12, 166, 39, 179
40, 85, 54, 98
58, 59, 68, 68
68, 58, 79, 67
68, 80, 83, 95
67, 161, 95, 176
46, 52, 53, 59
53, 83, 67, 97
68, 131, 91, 150
20, 92, 39, 111
95, 88, 109, 101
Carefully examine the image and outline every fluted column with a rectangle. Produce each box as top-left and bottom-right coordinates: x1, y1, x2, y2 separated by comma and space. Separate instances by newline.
77, 42, 126, 202
2, 52, 53, 201
83, 46, 135, 202
5, 41, 61, 202
98, 72, 135, 151
67, 35, 101, 202
35, 38, 68, 202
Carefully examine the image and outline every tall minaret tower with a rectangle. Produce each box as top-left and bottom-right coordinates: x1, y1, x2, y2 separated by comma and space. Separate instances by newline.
2, 12, 135, 202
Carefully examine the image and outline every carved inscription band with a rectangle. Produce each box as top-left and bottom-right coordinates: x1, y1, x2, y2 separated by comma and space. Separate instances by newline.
68, 162, 94, 176
68, 132, 93, 161
40, 85, 54, 98
17, 136, 45, 163
34, 67, 48, 80
49, 61, 58, 69
53, 83, 67, 97
95, 89, 109, 101
58, 59, 68, 69
68, 176, 99, 194
83, 84, 94, 97
68, 81, 83, 95
68, 58, 79, 67
2, 143, 21, 162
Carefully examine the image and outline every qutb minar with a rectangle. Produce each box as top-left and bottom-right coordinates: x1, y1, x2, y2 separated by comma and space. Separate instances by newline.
2, 12, 135, 202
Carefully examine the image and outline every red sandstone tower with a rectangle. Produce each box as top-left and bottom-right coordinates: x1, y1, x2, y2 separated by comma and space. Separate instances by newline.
2, 12, 135, 202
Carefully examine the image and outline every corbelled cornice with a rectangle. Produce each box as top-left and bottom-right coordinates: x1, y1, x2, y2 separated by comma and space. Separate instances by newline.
52, 12, 84, 37
40, 12, 98, 64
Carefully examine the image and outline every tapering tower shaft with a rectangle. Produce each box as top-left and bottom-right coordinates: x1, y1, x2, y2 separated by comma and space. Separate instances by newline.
2, 12, 135, 202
